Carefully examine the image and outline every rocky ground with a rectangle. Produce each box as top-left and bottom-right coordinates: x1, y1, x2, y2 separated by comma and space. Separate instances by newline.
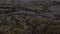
0, 0, 60, 34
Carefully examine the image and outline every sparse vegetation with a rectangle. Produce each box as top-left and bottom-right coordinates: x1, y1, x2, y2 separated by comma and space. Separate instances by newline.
0, 0, 60, 34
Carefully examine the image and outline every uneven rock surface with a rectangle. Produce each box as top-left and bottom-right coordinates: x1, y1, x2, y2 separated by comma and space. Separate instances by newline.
0, 0, 60, 34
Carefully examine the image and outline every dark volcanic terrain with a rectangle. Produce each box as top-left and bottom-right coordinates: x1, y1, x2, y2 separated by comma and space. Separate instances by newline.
0, 0, 60, 34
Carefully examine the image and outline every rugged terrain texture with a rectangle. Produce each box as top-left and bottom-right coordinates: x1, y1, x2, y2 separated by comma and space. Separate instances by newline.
0, 0, 60, 34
